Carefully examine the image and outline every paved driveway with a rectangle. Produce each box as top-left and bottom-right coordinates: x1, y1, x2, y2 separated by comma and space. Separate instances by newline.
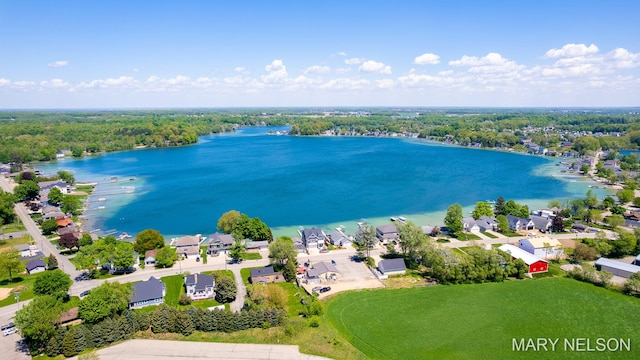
75, 339, 330, 360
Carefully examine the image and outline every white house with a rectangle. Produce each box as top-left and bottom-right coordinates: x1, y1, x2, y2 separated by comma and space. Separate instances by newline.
184, 273, 215, 300
518, 236, 564, 259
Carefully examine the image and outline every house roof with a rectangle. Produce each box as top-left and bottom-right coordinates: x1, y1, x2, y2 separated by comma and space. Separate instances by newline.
58, 226, 78, 235
178, 245, 200, 256
130, 276, 165, 304
530, 215, 552, 229
525, 236, 562, 249
479, 216, 497, 223
246, 240, 269, 249
184, 273, 214, 292
59, 307, 79, 324
499, 244, 547, 266
306, 261, 339, 277
209, 232, 234, 245
250, 266, 276, 278
302, 228, 325, 241
175, 234, 201, 247
26, 259, 46, 272
145, 249, 158, 259
378, 258, 407, 274
328, 230, 348, 243
595, 258, 640, 274
13, 244, 30, 251
56, 218, 73, 227
376, 224, 397, 234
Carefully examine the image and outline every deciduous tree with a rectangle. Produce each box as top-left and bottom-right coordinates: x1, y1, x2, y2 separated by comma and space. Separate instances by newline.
0, 249, 25, 282
79, 282, 132, 323
229, 239, 246, 262
155, 246, 177, 268
472, 201, 494, 220
214, 276, 237, 303
133, 229, 165, 254
444, 203, 463, 233
47, 187, 63, 205
397, 221, 427, 262
41, 218, 59, 235
14, 295, 62, 351
34, 269, 72, 298
268, 236, 297, 266
217, 210, 242, 234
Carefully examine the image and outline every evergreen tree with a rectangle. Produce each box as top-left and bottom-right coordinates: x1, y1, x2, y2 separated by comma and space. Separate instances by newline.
494, 196, 506, 216
62, 328, 77, 357
47, 253, 58, 270
282, 259, 297, 282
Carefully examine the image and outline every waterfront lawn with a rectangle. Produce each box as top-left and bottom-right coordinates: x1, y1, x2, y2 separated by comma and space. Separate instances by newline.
326, 278, 640, 360
452, 232, 480, 241
0, 234, 30, 248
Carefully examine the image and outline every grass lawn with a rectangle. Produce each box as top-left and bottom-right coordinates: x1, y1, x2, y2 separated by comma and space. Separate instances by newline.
241, 252, 262, 260
0, 219, 26, 233
0, 271, 49, 307
481, 231, 498, 239
326, 278, 640, 360
452, 232, 481, 241
161, 274, 185, 306
0, 234, 31, 248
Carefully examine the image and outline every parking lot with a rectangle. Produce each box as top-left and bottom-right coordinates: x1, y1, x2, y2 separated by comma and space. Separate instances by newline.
299, 252, 384, 298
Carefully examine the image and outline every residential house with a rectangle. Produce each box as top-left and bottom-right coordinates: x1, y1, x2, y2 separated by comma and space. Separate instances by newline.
376, 224, 398, 244
595, 258, 640, 278
462, 217, 480, 232
144, 249, 158, 265
300, 228, 326, 250
56, 216, 74, 228
38, 180, 72, 197
306, 261, 339, 284
129, 276, 166, 309
498, 244, 548, 274
59, 307, 82, 327
207, 232, 234, 255
518, 236, 564, 259
249, 265, 284, 284
571, 223, 590, 232
26, 259, 46, 274
293, 238, 306, 253
506, 215, 535, 231
530, 215, 552, 233
13, 244, 31, 258
378, 258, 407, 276
475, 216, 498, 232
245, 240, 269, 251
184, 273, 215, 300
327, 229, 352, 247
173, 234, 202, 259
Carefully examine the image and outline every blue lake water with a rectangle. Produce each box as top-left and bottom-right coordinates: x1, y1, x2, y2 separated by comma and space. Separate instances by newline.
36, 127, 611, 239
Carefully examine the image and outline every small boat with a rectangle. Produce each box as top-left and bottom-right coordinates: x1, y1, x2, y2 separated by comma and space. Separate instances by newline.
398, 217, 407, 223
98, 206, 106, 210
390, 217, 397, 222
98, 197, 106, 202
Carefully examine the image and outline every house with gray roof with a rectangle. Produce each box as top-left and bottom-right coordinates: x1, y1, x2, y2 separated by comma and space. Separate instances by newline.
300, 228, 326, 250
129, 276, 166, 309
26, 259, 46, 274
173, 234, 202, 259
530, 215, 552, 233
13, 244, 31, 258
476, 216, 497, 232
378, 258, 407, 276
506, 215, 535, 231
376, 224, 398, 244
306, 261, 339, 284
462, 217, 480, 232
250, 265, 284, 284
184, 273, 215, 300
327, 229, 352, 247
208, 232, 234, 255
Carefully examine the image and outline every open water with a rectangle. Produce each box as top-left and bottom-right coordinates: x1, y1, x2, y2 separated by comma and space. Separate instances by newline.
36, 127, 610, 239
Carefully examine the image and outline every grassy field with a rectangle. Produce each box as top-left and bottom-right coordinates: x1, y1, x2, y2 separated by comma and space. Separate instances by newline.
0, 270, 49, 307
326, 278, 640, 359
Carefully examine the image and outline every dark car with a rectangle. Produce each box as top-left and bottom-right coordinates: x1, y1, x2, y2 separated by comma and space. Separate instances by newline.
319, 286, 331, 293
80, 290, 91, 298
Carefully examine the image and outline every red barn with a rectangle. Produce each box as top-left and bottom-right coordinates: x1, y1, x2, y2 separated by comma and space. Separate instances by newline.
499, 244, 548, 274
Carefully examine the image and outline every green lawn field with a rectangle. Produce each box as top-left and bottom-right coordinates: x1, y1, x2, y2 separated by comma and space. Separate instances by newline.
326, 278, 640, 359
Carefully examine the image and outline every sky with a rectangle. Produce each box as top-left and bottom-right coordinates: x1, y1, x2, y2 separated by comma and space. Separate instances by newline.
0, 0, 639, 109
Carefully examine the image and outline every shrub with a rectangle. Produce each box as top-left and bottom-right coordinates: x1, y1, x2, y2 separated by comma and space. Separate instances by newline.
178, 293, 192, 306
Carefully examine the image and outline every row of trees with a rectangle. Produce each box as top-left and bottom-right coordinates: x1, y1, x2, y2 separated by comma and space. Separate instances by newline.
217, 210, 273, 243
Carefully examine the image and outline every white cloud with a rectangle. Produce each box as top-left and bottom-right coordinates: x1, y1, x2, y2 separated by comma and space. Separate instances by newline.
48, 60, 69, 68
359, 60, 392, 74
303, 65, 331, 74
262, 59, 289, 84
334, 67, 352, 74
319, 78, 370, 90
544, 43, 599, 58
376, 79, 395, 88
0, 78, 9, 87
337, 52, 347, 56
75, 76, 140, 91
144, 75, 191, 92
40, 78, 70, 88
450, 52, 511, 67
133, 68, 140, 72
344, 57, 363, 65
605, 48, 640, 69
12, 81, 35, 90
234, 66, 246, 72
414, 53, 440, 65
